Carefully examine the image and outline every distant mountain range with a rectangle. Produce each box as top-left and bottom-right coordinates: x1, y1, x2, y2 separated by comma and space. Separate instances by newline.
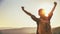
0, 27, 60, 34
0, 27, 36, 34
52, 27, 60, 34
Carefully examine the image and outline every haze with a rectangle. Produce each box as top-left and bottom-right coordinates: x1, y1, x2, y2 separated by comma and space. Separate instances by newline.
0, 0, 60, 28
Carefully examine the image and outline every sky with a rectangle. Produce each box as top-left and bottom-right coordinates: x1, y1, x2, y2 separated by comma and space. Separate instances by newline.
0, 0, 60, 29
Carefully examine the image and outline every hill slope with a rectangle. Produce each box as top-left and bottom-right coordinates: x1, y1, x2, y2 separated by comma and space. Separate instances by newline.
0, 27, 60, 34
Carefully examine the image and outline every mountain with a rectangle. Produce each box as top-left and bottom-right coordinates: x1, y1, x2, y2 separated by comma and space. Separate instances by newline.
0, 27, 60, 34
0, 27, 36, 34
52, 27, 60, 34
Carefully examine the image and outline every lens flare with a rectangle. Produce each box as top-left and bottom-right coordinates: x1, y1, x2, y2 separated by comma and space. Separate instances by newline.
44, 10, 50, 17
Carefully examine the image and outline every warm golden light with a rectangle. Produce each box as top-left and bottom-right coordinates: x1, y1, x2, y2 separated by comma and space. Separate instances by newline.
42, 9, 49, 17
44, 10, 50, 17
45, 11, 49, 16
45, 13, 48, 17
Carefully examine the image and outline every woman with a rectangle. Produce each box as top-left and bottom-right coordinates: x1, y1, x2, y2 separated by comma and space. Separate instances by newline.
21, 2, 57, 34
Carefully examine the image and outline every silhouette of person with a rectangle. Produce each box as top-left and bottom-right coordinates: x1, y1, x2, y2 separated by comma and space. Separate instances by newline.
21, 2, 57, 34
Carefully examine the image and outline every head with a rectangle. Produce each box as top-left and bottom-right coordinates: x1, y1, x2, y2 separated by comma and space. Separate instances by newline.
38, 9, 45, 16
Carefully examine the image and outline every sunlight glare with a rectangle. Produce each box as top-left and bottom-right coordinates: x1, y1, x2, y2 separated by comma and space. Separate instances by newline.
41, 3, 53, 17
45, 10, 50, 17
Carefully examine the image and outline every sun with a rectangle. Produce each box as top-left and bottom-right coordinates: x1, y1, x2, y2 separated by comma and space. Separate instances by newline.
42, 10, 50, 17
44, 10, 50, 17
39, 2, 53, 17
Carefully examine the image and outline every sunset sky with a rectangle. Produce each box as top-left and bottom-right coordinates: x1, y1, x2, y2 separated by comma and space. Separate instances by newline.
0, 0, 60, 28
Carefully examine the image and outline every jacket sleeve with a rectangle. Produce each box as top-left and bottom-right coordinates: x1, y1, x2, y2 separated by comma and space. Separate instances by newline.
31, 15, 39, 22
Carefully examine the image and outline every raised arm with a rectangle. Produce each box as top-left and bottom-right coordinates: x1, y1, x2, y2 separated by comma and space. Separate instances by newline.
21, 6, 38, 22
21, 6, 33, 16
50, 2, 57, 13
48, 2, 57, 19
